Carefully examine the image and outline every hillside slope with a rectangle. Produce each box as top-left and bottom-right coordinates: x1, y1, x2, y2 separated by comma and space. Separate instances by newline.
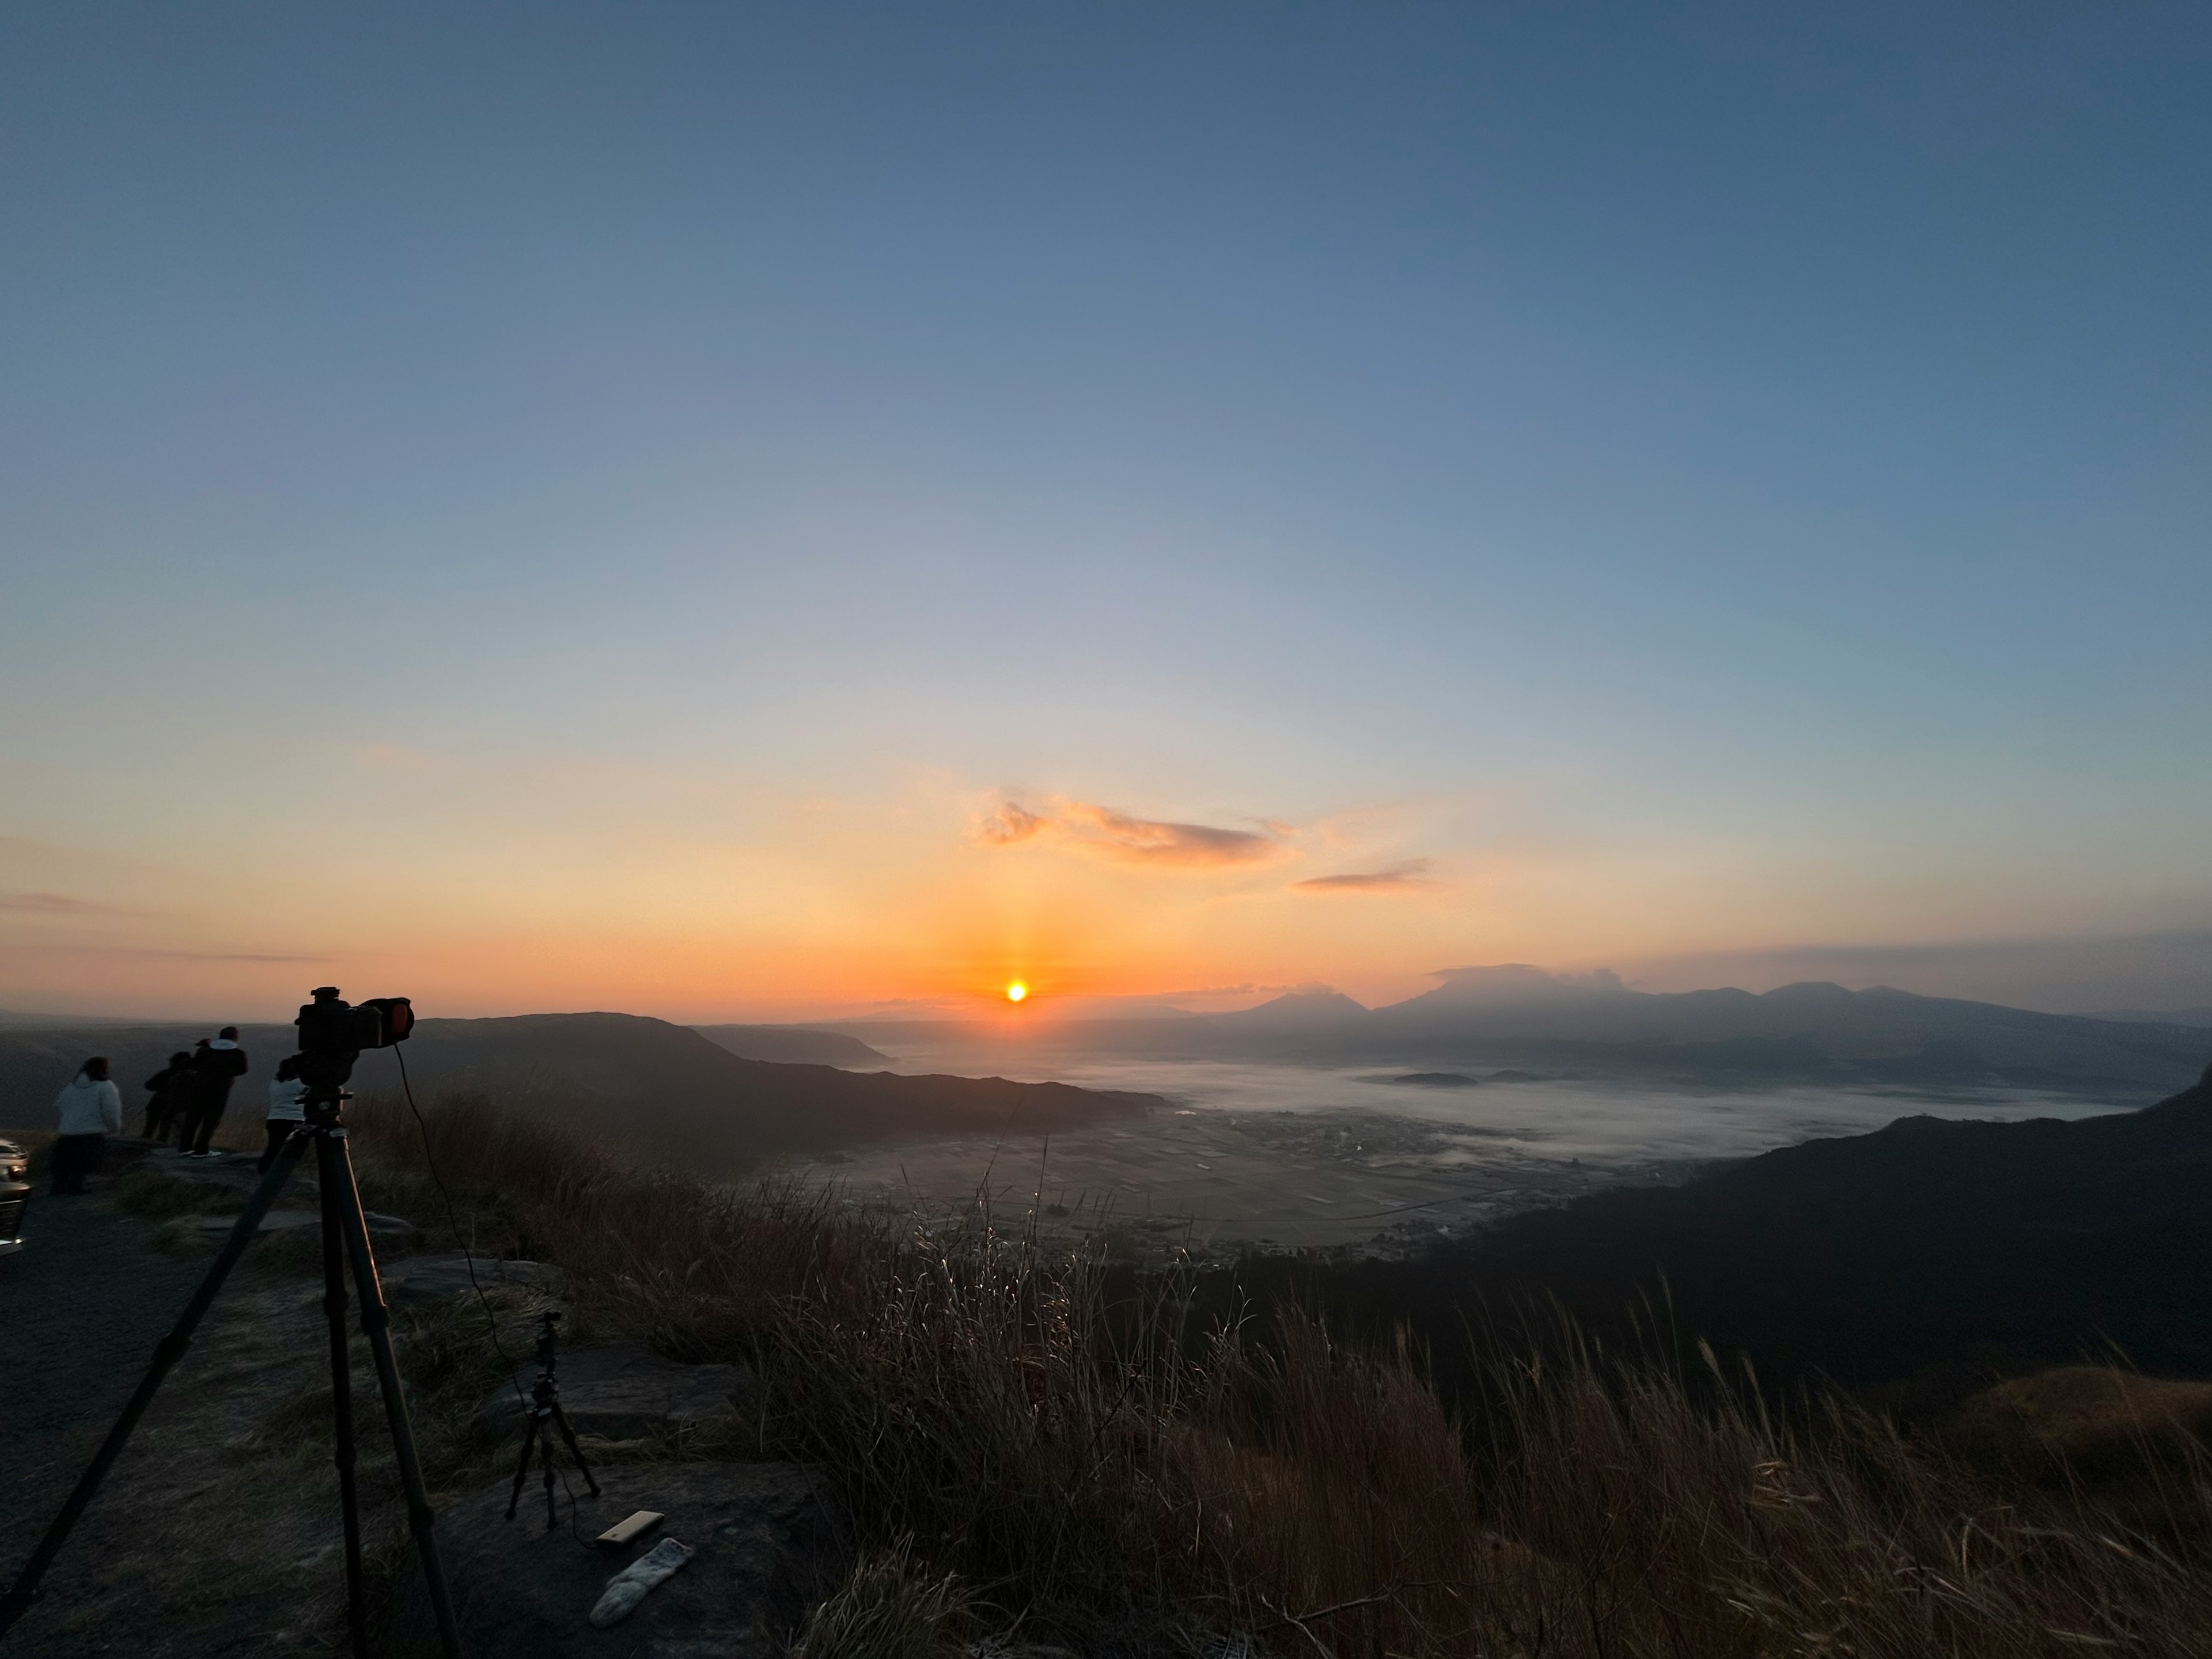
0, 1013, 1153, 1169
1289, 1062, 2212, 1405
692, 1024, 891, 1066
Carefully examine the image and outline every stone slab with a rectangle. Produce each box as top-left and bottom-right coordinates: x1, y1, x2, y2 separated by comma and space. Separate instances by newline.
197, 1208, 320, 1234
483, 1344, 755, 1442
388, 1253, 570, 1306
384, 1461, 847, 1658
195, 1208, 415, 1237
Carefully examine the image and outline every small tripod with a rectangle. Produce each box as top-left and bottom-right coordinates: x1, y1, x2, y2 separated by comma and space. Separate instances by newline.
503, 1311, 601, 1532
0, 1087, 464, 1658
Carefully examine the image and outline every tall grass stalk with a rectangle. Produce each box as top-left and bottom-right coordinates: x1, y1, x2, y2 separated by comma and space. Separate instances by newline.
347, 1089, 2212, 1657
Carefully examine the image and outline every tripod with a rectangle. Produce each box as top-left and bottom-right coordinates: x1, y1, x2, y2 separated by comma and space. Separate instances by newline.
504, 1311, 601, 1532
0, 1089, 464, 1658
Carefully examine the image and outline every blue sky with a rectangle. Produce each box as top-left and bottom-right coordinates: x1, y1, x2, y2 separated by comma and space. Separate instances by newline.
2, 3, 2207, 1018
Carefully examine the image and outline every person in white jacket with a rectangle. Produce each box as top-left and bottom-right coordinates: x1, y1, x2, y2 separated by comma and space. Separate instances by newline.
51, 1056, 123, 1195
257, 1056, 306, 1173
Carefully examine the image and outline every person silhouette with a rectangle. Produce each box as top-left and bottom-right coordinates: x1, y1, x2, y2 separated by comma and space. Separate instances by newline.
141, 1051, 195, 1144
183, 1028, 250, 1158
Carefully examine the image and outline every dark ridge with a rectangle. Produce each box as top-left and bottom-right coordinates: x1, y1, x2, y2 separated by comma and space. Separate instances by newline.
1211, 1063, 2212, 1418
0, 1013, 1153, 1171
692, 1024, 891, 1066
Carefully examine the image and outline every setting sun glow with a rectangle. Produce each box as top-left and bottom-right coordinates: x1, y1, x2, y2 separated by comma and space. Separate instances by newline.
1005, 981, 1028, 1003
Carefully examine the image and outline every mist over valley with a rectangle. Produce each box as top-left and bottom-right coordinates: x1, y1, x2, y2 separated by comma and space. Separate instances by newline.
9, 967, 2200, 1264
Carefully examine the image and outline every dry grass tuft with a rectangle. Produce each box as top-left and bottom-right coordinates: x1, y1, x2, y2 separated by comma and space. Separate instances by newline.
112, 1162, 243, 1219
791, 1537, 970, 1659
1959, 1365, 2212, 1463
340, 1088, 2212, 1658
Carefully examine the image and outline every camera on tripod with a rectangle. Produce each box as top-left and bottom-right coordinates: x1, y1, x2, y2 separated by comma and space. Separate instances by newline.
294, 986, 415, 1097
508, 1309, 601, 1531
5, 983, 465, 1659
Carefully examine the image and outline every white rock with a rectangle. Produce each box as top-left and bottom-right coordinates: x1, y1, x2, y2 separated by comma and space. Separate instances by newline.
589, 1536, 695, 1627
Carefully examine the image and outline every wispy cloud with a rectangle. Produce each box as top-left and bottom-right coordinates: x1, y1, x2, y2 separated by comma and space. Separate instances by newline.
1291, 859, 1435, 894
2, 941, 328, 963
976, 802, 1051, 844
187, 950, 325, 963
0, 892, 107, 914
975, 796, 1291, 870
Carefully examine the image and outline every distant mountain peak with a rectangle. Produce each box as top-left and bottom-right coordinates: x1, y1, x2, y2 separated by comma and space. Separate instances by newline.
1226, 986, 1372, 1024
1418, 964, 1633, 1003
1759, 980, 1862, 1002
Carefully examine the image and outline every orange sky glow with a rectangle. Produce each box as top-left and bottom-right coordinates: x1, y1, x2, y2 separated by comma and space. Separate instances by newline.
5, 754, 2198, 1023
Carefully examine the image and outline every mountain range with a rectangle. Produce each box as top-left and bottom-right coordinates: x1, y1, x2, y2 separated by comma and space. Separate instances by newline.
828, 967, 2212, 1094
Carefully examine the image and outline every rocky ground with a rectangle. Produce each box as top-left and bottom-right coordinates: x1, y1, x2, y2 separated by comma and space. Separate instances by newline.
0, 1143, 404, 1656
0, 1142, 865, 1658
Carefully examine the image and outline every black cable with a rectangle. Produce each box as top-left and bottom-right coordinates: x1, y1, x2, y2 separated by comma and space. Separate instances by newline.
391, 1045, 588, 1537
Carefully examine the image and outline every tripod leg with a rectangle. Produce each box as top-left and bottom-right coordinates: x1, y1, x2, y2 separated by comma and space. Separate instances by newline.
540, 1418, 559, 1533
546, 1401, 602, 1497
503, 1415, 538, 1521
0, 1128, 315, 1639
324, 1127, 464, 1659
316, 1137, 369, 1659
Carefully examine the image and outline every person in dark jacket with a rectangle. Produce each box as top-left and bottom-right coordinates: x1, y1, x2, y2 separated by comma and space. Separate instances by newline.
174, 1039, 214, 1151
141, 1051, 196, 1144
183, 1028, 250, 1158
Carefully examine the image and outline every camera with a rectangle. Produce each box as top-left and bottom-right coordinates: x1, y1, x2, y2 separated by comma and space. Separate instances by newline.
293, 986, 415, 1093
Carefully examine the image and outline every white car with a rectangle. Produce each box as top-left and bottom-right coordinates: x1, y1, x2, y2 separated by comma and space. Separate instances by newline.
0, 1138, 28, 1257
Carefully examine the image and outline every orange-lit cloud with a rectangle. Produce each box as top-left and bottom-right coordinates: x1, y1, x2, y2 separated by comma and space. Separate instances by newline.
975, 801, 1051, 844
975, 796, 1292, 870
1291, 859, 1435, 894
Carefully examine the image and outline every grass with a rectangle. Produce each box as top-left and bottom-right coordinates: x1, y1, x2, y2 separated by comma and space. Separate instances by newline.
112, 1162, 246, 1218
790, 1538, 970, 1659
334, 1086, 2212, 1658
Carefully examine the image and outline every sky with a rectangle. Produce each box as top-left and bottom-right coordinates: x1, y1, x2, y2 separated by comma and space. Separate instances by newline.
2, 2, 2208, 1022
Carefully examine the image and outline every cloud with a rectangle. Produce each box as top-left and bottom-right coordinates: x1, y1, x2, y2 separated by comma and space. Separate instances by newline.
974, 796, 1291, 870
0, 892, 107, 914
975, 802, 1050, 844
1291, 859, 1435, 894
1059, 801, 1284, 866
173, 950, 328, 963
2, 940, 325, 963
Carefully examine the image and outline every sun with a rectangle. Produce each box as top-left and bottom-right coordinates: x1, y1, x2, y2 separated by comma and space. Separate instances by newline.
1004, 980, 1028, 1003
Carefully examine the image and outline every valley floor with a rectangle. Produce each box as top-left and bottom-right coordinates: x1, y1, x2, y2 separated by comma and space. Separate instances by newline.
775, 1104, 1717, 1261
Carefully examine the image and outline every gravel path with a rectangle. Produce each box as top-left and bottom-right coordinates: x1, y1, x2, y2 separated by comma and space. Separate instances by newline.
0, 1151, 378, 1657
0, 1176, 208, 1584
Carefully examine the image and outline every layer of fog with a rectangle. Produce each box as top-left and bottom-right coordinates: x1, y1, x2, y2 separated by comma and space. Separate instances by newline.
873, 1043, 2138, 1170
